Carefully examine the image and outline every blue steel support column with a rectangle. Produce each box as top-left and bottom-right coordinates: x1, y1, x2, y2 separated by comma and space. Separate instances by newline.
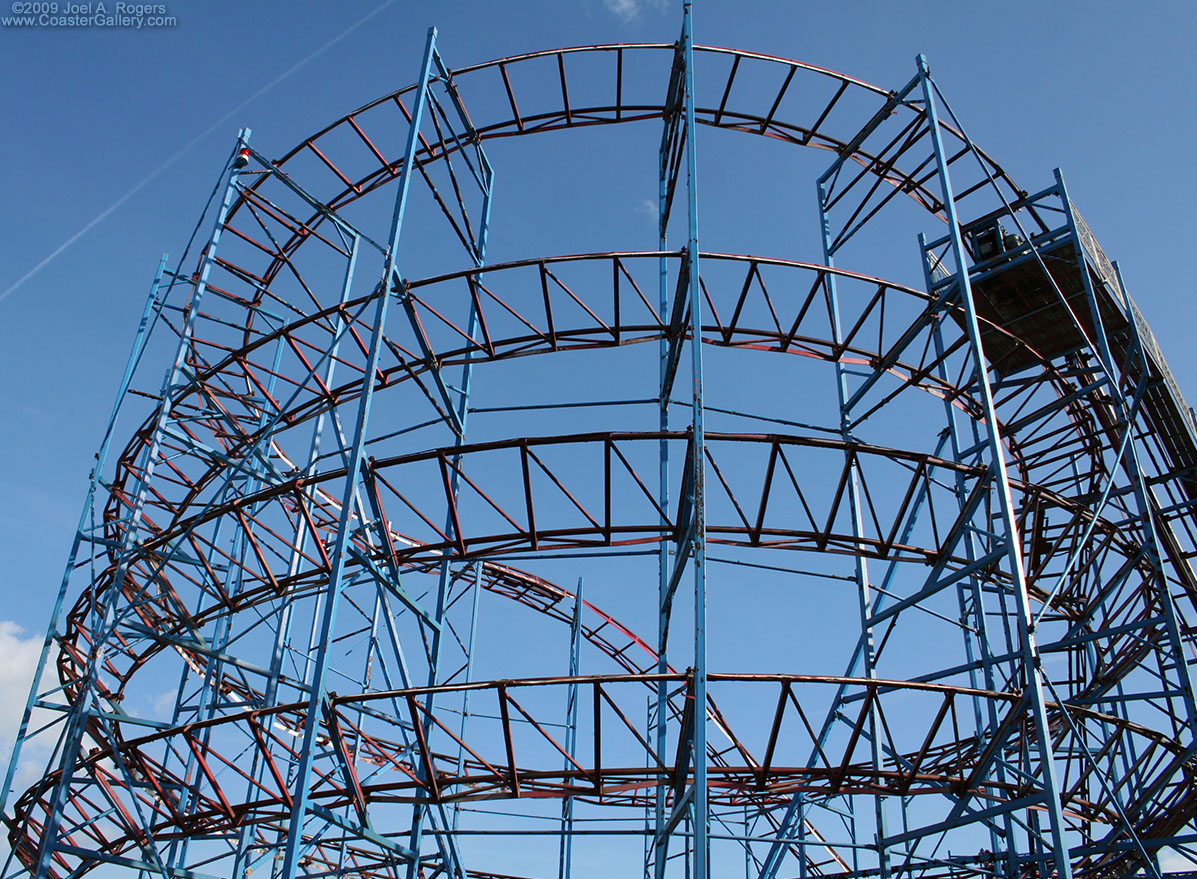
681, 6, 708, 877
654, 41, 674, 879
31, 128, 250, 879
1055, 171, 1197, 737
655, 12, 687, 878
452, 561, 484, 832
925, 280, 1017, 877
226, 231, 362, 879
559, 577, 585, 879
917, 54, 1073, 879
655, 6, 705, 875
815, 175, 891, 879
405, 33, 493, 879
0, 251, 169, 824
265, 232, 362, 710
173, 327, 295, 875
277, 30, 439, 878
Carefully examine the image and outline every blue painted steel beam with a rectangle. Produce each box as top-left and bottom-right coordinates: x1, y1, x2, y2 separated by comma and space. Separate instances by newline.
681, 7, 709, 878
243, 143, 383, 254
265, 233, 361, 710
53, 846, 220, 879
558, 578, 584, 879
394, 286, 466, 437
404, 25, 494, 879
818, 188, 892, 879
816, 70, 923, 259
927, 312, 1019, 871
452, 562, 483, 832
654, 8, 708, 878
275, 31, 439, 876
654, 17, 686, 879
916, 54, 1073, 879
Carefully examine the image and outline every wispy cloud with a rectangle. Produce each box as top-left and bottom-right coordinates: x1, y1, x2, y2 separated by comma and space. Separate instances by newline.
1161, 849, 1197, 872
149, 688, 179, 721
635, 197, 658, 226
0, 621, 52, 792
20, 405, 56, 427
0, 622, 43, 750
603, 0, 668, 24
0, 0, 400, 307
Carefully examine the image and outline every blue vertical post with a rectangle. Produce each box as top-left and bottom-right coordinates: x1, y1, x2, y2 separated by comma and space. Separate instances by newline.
219, 225, 360, 879
925, 300, 1015, 873
655, 68, 673, 879
452, 561, 484, 832
797, 798, 806, 879
645, 695, 656, 878
656, 7, 707, 875
917, 54, 1073, 879
31, 128, 250, 879
743, 806, 751, 879
265, 234, 361, 710
558, 577, 584, 879
276, 31, 439, 878
680, 5, 708, 877
404, 29, 493, 879
654, 14, 680, 879
815, 177, 891, 879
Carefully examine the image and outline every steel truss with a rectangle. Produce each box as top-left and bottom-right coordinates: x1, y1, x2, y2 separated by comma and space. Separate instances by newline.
5, 7, 1197, 879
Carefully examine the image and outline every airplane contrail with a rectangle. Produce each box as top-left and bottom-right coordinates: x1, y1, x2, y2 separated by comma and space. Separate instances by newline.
0, 0, 398, 305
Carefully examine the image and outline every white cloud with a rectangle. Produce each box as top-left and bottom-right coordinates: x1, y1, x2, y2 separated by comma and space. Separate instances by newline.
149, 687, 178, 721
20, 405, 56, 426
635, 197, 658, 226
0, 621, 56, 794
602, 0, 667, 24
1160, 848, 1197, 872
0, 622, 43, 752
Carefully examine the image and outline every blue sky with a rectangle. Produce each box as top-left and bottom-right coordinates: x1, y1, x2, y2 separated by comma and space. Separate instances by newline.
1, 0, 1196, 867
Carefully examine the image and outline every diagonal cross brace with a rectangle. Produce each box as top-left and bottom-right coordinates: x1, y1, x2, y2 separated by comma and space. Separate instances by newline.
393, 277, 465, 438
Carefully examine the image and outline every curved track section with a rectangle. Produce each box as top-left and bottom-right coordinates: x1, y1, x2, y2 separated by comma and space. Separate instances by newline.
13, 676, 1192, 879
